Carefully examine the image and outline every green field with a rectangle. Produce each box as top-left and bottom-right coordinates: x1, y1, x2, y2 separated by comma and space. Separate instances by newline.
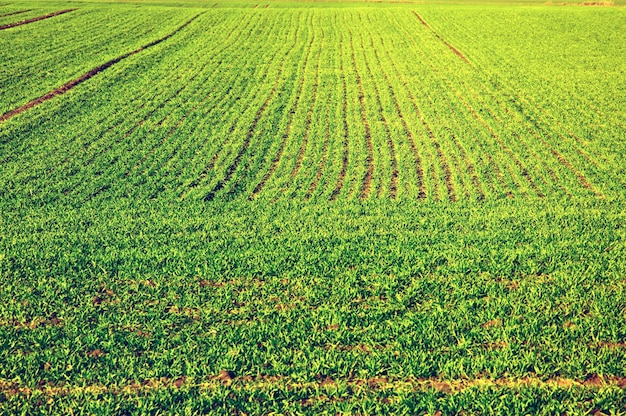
1, 0, 625, 413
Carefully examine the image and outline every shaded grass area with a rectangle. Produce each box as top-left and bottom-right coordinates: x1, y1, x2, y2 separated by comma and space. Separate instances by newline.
1, 197, 625, 412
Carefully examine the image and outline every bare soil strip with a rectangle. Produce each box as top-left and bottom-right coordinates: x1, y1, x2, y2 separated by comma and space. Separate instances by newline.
251, 14, 316, 199
359, 27, 398, 199
412, 11, 470, 64
176, 14, 265, 198
507, 99, 601, 196
348, 28, 374, 200
0, 9, 30, 18
375, 45, 426, 199
203, 14, 301, 202
378, 37, 434, 199
0, 8, 75, 30
0, 13, 203, 125
329, 29, 350, 202
2, 374, 624, 398
293, 26, 324, 194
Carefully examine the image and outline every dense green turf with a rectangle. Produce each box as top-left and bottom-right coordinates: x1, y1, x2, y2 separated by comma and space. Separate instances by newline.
1, 0, 625, 413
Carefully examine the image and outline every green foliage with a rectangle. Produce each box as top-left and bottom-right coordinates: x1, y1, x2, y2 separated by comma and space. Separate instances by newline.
0, 0, 624, 413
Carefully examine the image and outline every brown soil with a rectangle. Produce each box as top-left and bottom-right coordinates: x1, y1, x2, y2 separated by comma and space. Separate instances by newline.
375, 44, 426, 199
412, 11, 470, 64
0, 9, 31, 18
361, 32, 398, 199
0, 13, 203, 124
348, 30, 374, 200
204, 14, 300, 201
330, 30, 350, 202
0, 8, 76, 31
251, 15, 316, 199
294, 26, 325, 197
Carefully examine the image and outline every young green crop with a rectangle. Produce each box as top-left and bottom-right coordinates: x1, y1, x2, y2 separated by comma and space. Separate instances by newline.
0, 0, 625, 413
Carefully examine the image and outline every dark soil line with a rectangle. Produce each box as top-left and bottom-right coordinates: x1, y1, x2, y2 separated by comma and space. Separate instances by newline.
410, 33, 509, 199
124, 66, 230, 181
511, 91, 614, 192
229, 15, 308, 200
0, 13, 203, 125
62, 21, 230, 199
301, 24, 328, 200
293, 28, 323, 188
503, 108, 573, 198
304, 104, 328, 199
377, 37, 432, 200
170, 14, 268, 198
401, 83, 455, 201
359, 25, 398, 200
0, 8, 75, 30
0, 9, 31, 18
203, 14, 300, 202
508, 99, 601, 196
348, 28, 374, 200
329, 30, 350, 202
449, 130, 485, 200
10, 40, 199, 176
412, 11, 470, 64
372, 37, 426, 199
431, 134, 455, 201
149, 88, 243, 197
461, 94, 544, 198
48, 69, 189, 178
251, 14, 316, 199
378, 14, 458, 201
453, 93, 528, 198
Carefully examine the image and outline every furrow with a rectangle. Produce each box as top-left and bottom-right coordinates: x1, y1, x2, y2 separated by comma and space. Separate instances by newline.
68, 13, 255, 200
202, 13, 300, 202
250, 12, 316, 199
0, 9, 30, 18
372, 46, 426, 199
347, 26, 374, 200
83, 12, 262, 201
290, 22, 324, 188
358, 15, 398, 199
0, 13, 203, 125
412, 11, 470, 64
0, 8, 75, 31
376, 34, 438, 200
329, 28, 350, 202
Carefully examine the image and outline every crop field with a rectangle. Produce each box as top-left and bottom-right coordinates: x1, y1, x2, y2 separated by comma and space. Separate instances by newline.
0, 0, 625, 413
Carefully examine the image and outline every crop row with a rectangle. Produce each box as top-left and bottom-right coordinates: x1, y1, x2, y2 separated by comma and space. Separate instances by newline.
0, 6, 199, 115
0, 8, 624, 204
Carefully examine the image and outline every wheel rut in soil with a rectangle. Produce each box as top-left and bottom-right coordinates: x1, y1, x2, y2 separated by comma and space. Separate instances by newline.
0, 13, 204, 124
